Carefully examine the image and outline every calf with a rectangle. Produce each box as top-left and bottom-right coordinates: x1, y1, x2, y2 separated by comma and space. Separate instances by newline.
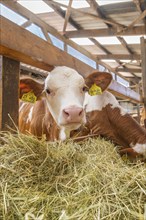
19, 66, 88, 140
19, 66, 146, 159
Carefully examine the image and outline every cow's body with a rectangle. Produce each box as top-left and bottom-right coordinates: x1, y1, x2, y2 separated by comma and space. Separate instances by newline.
19, 99, 60, 141
19, 66, 146, 159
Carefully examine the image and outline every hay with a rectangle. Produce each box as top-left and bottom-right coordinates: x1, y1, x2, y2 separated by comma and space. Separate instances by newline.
0, 132, 146, 220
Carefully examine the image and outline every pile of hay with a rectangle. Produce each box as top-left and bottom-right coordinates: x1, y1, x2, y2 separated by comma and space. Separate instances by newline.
0, 132, 146, 220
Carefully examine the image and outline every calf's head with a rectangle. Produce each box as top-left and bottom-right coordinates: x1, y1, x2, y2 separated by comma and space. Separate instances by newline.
20, 66, 112, 139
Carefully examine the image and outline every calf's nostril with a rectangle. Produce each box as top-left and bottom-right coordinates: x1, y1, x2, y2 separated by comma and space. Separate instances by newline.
62, 107, 84, 122
63, 110, 70, 117
79, 109, 83, 116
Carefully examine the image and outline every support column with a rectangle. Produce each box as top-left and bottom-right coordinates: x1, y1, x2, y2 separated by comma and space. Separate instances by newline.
0, 57, 2, 129
141, 37, 146, 128
0, 56, 20, 131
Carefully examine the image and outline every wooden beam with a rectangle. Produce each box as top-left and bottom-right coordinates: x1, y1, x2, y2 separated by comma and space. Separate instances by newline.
62, 0, 73, 33
64, 26, 145, 38
43, 0, 81, 29
0, 56, 2, 129
116, 37, 134, 54
141, 37, 146, 120
86, 0, 120, 29
117, 67, 142, 73
21, 20, 32, 28
44, 1, 131, 82
109, 80, 142, 103
0, 2, 97, 65
0, 17, 141, 103
44, 0, 124, 29
126, 10, 146, 29
133, 0, 143, 13
2, 1, 131, 78
85, 0, 139, 81
0, 56, 20, 131
89, 38, 111, 55
94, 54, 141, 60
0, 16, 95, 76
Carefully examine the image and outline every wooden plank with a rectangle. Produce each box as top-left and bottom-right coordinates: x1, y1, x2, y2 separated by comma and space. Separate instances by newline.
1, 56, 20, 131
64, 26, 145, 38
109, 80, 142, 103
0, 16, 94, 76
117, 37, 133, 54
62, 0, 73, 33
117, 67, 142, 73
126, 10, 146, 29
1, 45, 54, 72
141, 37, 146, 123
93, 54, 141, 60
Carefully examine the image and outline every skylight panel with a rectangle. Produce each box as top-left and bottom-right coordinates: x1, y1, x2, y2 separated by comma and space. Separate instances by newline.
101, 59, 117, 63
18, 0, 54, 14
96, 0, 132, 6
0, 4, 27, 25
71, 38, 94, 45
117, 76, 129, 87
53, 0, 90, 9
68, 46, 96, 68
94, 37, 121, 45
48, 33, 64, 50
120, 60, 131, 63
123, 36, 141, 44
26, 24, 46, 40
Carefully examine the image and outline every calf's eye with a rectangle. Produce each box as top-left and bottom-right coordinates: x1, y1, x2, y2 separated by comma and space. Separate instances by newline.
46, 89, 51, 94
82, 86, 88, 92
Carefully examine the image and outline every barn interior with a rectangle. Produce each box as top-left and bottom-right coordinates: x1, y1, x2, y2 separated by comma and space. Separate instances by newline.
0, 1, 146, 219
0, 0, 146, 129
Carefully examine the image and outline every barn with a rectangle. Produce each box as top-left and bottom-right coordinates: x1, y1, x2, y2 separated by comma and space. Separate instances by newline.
0, 0, 146, 219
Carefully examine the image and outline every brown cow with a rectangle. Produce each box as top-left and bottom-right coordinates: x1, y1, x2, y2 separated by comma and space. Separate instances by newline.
19, 66, 146, 159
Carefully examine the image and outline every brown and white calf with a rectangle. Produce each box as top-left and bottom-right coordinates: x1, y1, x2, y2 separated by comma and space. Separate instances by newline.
19, 66, 146, 159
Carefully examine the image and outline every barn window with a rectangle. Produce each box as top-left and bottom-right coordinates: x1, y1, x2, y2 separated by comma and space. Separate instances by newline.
26, 24, 46, 40
123, 36, 141, 44
117, 76, 129, 87
97, 0, 132, 5
94, 37, 121, 45
0, 4, 27, 25
18, 0, 54, 14
53, 0, 90, 9
67, 46, 96, 69
48, 33, 64, 50
71, 38, 94, 46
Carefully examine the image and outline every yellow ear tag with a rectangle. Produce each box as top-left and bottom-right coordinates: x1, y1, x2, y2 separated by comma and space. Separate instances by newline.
88, 84, 102, 96
21, 91, 37, 103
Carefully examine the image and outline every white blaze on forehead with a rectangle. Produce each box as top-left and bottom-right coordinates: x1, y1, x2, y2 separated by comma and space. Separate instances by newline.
45, 66, 84, 89
85, 91, 126, 115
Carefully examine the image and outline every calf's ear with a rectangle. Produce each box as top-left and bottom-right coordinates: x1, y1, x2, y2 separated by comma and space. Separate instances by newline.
19, 78, 44, 102
85, 71, 112, 95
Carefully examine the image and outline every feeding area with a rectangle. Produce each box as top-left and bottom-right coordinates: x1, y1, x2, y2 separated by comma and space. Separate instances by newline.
0, 132, 146, 220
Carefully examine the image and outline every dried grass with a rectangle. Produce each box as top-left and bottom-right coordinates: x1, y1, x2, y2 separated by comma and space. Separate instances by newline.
0, 132, 146, 220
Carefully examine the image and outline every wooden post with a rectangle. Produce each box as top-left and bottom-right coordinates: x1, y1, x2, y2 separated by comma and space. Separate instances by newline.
0, 57, 2, 129
141, 37, 146, 128
0, 56, 20, 131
